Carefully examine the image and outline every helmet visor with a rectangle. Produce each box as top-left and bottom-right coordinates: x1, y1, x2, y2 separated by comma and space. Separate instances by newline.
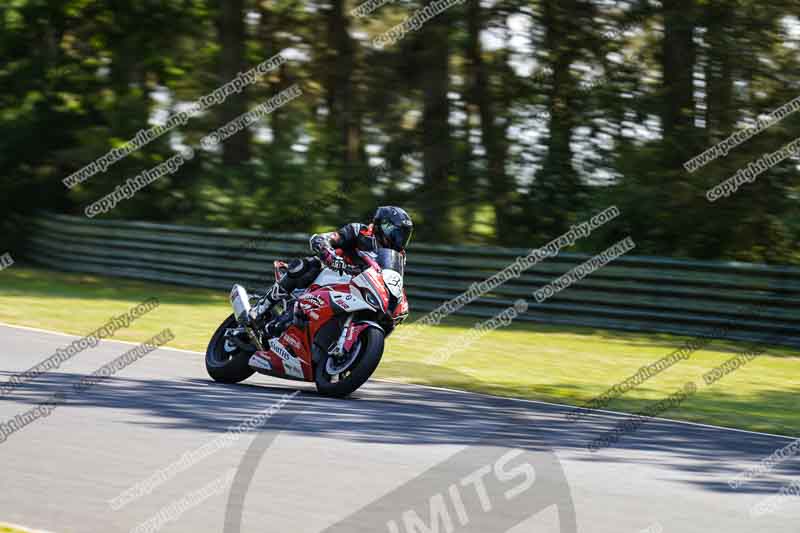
380, 222, 413, 251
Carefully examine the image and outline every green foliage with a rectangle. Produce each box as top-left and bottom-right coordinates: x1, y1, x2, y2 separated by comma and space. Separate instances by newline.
1, 0, 798, 264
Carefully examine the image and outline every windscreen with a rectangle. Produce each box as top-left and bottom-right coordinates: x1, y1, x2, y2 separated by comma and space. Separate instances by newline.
375, 247, 404, 276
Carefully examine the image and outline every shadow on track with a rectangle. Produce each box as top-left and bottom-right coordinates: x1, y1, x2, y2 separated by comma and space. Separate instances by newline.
0, 361, 797, 497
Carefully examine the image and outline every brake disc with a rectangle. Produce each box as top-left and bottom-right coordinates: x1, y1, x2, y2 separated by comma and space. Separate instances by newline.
325, 340, 361, 375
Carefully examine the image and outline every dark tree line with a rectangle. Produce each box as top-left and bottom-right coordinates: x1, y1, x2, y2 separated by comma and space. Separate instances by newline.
1, 0, 798, 263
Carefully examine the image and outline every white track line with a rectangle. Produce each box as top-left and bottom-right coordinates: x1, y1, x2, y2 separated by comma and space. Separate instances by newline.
0, 321, 200, 355
0, 522, 58, 533
0, 321, 796, 441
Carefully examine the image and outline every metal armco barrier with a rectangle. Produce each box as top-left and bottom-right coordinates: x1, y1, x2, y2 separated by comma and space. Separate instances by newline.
25, 212, 800, 348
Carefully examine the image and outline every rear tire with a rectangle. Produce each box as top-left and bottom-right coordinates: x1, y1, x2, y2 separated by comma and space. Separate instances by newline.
206, 314, 256, 383
315, 327, 384, 398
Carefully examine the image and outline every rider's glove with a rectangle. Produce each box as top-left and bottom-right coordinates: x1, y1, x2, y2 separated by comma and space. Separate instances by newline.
320, 247, 337, 265
320, 249, 347, 275
330, 256, 349, 275
321, 248, 359, 276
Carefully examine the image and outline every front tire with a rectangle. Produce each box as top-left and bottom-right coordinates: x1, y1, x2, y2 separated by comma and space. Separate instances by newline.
315, 327, 384, 398
206, 313, 256, 383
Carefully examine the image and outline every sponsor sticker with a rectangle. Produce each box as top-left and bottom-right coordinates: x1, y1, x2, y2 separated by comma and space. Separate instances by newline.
248, 353, 272, 371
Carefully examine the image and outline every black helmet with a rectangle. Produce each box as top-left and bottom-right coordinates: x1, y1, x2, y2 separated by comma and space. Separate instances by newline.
373, 206, 414, 251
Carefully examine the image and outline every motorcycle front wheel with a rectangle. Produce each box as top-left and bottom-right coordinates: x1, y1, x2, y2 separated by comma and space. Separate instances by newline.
206, 313, 256, 383
314, 327, 384, 398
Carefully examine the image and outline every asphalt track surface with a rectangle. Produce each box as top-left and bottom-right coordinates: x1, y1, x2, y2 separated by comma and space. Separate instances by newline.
0, 323, 798, 533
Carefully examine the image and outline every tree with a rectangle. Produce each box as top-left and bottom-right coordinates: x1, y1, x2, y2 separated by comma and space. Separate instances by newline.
466, 0, 514, 243
217, 0, 251, 165
418, 9, 454, 241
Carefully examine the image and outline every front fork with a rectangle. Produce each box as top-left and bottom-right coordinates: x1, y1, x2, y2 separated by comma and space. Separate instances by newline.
329, 314, 353, 358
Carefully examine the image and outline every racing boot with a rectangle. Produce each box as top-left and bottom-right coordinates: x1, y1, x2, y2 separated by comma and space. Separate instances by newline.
265, 301, 296, 338
253, 258, 310, 332
250, 282, 289, 325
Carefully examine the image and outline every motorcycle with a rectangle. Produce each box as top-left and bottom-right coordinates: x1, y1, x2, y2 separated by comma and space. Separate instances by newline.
205, 248, 409, 397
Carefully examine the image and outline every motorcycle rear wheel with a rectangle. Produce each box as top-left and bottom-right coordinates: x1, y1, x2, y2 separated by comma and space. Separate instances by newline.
206, 313, 256, 383
315, 327, 384, 398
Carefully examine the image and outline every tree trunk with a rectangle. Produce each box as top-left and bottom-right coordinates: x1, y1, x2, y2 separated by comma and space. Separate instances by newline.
419, 15, 452, 241
218, 0, 250, 165
661, 0, 696, 152
534, 0, 583, 237
704, 0, 735, 140
326, 0, 365, 217
466, 0, 513, 244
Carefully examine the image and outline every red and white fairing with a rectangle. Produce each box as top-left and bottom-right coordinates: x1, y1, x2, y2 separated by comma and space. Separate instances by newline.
249, 252, 408, 381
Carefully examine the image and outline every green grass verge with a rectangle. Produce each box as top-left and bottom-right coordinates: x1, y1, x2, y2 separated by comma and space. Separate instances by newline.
1, 265, 798, 436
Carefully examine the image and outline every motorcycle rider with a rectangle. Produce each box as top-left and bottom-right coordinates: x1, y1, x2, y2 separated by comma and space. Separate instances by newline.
251, 206, 414, 337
